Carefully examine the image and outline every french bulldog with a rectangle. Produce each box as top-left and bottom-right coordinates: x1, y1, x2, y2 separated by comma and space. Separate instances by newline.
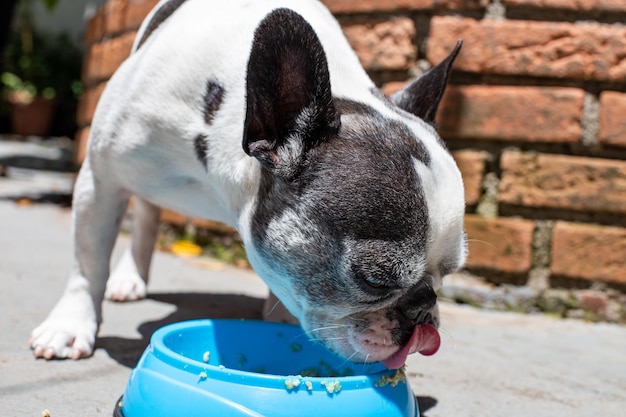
30, 0, 466, 369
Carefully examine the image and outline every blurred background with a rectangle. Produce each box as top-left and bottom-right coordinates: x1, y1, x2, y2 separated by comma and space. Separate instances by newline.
0, 2, 624, 415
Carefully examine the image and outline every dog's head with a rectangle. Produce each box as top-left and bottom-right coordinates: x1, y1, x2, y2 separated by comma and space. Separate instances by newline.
241, 9, 466, 368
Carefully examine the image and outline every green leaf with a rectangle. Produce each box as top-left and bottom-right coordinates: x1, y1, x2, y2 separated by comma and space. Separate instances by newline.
70, 80, 83, 98
24, 83, 37, 97
41, 87, 56, 99
40, 0, 61, 12
1, 72, 23, 89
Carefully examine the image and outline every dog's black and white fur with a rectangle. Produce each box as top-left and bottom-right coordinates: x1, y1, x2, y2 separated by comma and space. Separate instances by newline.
30, 0, 467, 366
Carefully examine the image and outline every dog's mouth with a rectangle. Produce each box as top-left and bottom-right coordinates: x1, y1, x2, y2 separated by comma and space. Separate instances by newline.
380, 323, 441, 369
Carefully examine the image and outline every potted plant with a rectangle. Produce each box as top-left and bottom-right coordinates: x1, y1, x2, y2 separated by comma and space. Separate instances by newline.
1, 68, 57, 137
1, 0, 81, 137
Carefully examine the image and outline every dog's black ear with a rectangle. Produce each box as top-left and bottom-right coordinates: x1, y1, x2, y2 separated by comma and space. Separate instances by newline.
243, 8, 340, 178
390, 40, 462, 126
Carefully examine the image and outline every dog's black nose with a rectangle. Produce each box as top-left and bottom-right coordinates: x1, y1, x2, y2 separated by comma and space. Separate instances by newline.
397, 281, 437, 324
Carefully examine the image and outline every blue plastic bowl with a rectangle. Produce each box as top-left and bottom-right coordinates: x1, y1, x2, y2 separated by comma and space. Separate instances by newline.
114, 319, 419, 417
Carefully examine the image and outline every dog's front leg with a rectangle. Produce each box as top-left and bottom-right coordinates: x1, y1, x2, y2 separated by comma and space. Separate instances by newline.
30, 158, 129, 359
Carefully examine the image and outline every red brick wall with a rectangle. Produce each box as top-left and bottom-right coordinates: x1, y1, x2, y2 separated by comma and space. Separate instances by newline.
77, 0, 626, 316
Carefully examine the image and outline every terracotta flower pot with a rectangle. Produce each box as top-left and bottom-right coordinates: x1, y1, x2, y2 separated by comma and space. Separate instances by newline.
10, 97, 57, 137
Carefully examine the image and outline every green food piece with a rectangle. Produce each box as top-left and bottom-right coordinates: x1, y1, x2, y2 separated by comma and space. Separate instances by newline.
299, 368, 319, 377
289, 343, 303, 352
237, 354, 248, 367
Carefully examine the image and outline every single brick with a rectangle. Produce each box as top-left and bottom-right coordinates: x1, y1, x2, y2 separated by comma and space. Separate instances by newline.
324, 0, 486, 13
437, 85, 584, 143
551, 221, 626, 285
340, 17, 416, 71
125, 0, 160, 30
87, 32, 135, 81
81, 45, 98, 86
599, 91, 626, 149
464, 214, 535, 274
428, 16, 626, 82
85, 41, 109, 86
103, 0, 128, 37
83, 42, 104, 85
453, 150, 488, 206
323, 0, 433, 13
504, 0, 626, 12
76, 82, 107, 128
499, 151, 626, 214
84, 9, 105, 45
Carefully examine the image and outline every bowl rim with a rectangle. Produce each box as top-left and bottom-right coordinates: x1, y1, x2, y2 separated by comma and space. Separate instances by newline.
149, 319, 403, 392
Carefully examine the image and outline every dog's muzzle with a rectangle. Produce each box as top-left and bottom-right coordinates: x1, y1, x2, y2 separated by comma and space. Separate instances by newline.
383, 282, 441, 369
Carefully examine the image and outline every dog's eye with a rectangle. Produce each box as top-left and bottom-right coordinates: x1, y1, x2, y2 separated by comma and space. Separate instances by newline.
352, 266, 393, 294
363, 275, 387, 289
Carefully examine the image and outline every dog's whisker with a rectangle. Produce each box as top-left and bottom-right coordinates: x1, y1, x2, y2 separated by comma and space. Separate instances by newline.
307, 324, 349, 332
361, 353, 371, 371
438, 326, 456, 348
336, 351, 360, 369
466, 238, 497, 250
263, 299, 282, 316
345, 350, 359, 362
311, 336, 350, 342
347, 316, 367, 323
297, 324, 350, 341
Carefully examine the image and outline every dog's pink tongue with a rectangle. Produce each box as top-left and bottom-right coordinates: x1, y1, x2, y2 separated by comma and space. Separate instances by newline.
381, 324, 441, 369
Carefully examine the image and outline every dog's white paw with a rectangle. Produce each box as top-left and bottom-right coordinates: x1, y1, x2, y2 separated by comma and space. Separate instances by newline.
30, 317, 97, 360
105, 271, 147, 302
30, 286, 99, 360
30, 294, 98, 359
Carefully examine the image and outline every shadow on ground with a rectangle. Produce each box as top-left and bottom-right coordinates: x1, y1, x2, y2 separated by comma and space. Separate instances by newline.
416, 395, 438, 415
96, 292, 265, 368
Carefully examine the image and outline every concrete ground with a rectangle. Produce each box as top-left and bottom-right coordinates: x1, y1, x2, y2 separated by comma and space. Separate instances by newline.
1, 198, 625, 417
